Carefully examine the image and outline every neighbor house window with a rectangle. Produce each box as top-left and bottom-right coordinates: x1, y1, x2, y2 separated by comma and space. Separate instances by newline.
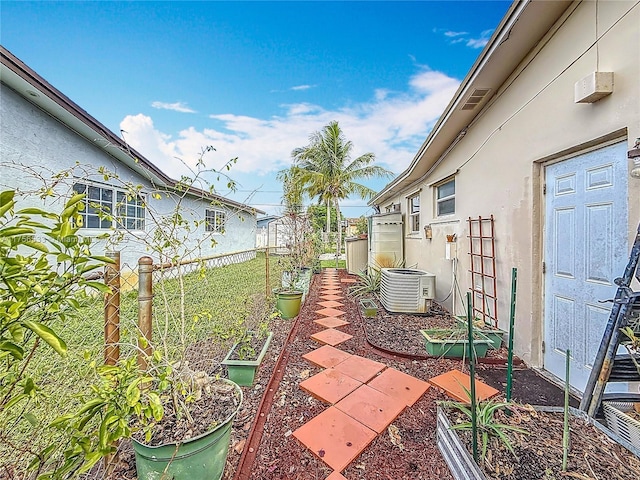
205, 209, 226, 234
73, 183, 113, 229
116, 191, 146, 230
73, 183, 146, 230
436, 179, 455, 216
408, 193, 420, 232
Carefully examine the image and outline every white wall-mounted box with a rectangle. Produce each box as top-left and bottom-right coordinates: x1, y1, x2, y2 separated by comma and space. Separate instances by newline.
574, 71, 613, 103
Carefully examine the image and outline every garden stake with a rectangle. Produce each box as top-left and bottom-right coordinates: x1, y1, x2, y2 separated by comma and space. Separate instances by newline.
506, 267, 518, 402
467, 291, 479, 462
562, 349, 570, 471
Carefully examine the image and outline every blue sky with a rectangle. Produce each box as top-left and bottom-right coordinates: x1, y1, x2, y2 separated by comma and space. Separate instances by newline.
1, 0, 511, 217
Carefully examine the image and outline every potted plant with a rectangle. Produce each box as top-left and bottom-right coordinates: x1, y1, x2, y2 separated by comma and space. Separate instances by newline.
359, 298, 378, 317
222, 331, 273, 386
222, 305, 275, 386
420, 328, 492, 358
51, 151, 249, 480
455, 315, 507, 350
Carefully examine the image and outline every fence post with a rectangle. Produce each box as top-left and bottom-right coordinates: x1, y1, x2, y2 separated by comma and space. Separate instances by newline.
138, 256, 154, 371
265, 246, 270, 297
104, 251, 120, 366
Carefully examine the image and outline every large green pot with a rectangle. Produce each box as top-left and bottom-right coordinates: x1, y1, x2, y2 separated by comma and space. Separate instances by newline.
133, 379, 242, 480
275, 290, 303, 319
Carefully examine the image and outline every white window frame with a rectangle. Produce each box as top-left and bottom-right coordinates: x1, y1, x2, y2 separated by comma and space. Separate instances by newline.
72, 182, 146, 231
407, 193, 420, 233
205, 209, 226, 234
436, 178, 455, 217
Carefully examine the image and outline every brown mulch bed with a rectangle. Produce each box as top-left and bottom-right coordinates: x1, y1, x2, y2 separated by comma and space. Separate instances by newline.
107, 269, 634, 479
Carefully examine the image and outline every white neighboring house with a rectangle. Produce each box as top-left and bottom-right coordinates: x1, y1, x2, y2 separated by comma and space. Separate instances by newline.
0, 46, 264, 271
369, 0, 640, 393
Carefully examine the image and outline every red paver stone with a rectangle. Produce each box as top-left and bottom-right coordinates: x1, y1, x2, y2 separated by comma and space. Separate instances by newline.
428, 369, 499, 403
321, 288, 342, 295
367, 367, 430, 406
314, 317, 350, 329
315, 307, 346, 317
318, 300, 344, 308
302, 344, 353, 369
320, 294, 344, 301
293, 406, 376, 471
333, 355, 386, 383
340, 278, 357, 283
299, 368, 362, 404
335, 384, 406, 434
326, 472, 348, 480
311, 328, 353, 347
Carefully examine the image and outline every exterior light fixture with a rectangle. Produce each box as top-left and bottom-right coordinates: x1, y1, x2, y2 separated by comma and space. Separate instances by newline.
424, 224, 433, 240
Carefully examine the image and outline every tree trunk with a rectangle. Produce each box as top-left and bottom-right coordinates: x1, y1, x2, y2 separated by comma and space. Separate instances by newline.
326, 199, 331, 239
335, 200, 341, 268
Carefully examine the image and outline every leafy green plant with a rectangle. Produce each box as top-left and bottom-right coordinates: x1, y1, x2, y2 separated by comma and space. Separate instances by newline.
348, 268, 381, 298
0, 189, 113, 477
31, 355, 169, 478
446, 400, 528, 460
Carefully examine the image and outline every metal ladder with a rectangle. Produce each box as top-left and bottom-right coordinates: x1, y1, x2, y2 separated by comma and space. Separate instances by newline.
580, 222, 640, 417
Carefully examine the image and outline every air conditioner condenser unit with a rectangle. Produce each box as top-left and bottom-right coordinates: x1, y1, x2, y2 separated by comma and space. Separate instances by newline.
380, 268, 436, 314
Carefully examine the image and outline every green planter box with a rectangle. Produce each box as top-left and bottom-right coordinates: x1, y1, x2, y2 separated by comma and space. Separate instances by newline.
455, 316, 506, 350
359, 298, 378, 317
222, 332, 273, 386
420, 329, 491, 358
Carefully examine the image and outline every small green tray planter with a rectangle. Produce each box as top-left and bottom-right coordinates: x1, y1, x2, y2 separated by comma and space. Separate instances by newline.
222, 331, 273, 386
420, 328, 492, 358
359, 298, 378, 317
455, 316, 506, 350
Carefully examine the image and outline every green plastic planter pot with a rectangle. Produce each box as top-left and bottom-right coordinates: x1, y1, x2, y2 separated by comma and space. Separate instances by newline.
454, 316, 506, 350
132, 379, 242, 480
222, 332, 273, 386
359, 298, 378, 317
275, 290, 303, 319
420, 329, 492, 358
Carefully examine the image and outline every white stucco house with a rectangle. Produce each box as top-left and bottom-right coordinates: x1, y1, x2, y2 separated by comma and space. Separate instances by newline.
0, 46, 263, 271
369, 0, 640, 393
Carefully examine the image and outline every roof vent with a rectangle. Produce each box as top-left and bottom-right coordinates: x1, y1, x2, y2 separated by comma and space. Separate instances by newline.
461, 88, 491, 110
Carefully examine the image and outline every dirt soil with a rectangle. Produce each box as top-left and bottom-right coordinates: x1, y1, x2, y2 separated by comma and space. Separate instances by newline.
445, 405, 640, 480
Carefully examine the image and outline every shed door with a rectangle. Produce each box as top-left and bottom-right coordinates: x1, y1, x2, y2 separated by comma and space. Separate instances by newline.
544, 142, 628, 392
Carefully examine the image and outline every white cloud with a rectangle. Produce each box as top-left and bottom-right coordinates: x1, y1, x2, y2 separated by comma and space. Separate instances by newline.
290, 84, 315, 91
120, 68, 460, 210
466, 29, 494, 49
437, 27, 494, 49
151, 101, 196, 113
444, 30, 468, 38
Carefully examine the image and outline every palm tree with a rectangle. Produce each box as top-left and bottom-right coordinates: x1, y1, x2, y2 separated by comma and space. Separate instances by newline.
286, 121, 393, 265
